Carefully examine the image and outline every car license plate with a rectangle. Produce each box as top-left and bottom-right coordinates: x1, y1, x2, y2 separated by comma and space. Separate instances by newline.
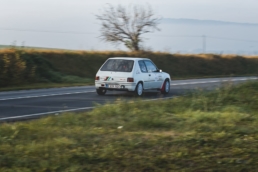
106, 84, 120, 88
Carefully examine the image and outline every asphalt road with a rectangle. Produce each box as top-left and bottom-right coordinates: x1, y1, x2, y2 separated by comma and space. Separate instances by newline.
0, 77, 257, 122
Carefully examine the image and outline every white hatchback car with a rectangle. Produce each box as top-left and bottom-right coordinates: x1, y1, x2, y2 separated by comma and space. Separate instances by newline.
95, 57, 171, 96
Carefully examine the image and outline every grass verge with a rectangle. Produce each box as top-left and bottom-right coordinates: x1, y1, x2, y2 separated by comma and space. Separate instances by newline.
0, 82, 93, 92
1, 75, 255, 92
1, 81, 258, 171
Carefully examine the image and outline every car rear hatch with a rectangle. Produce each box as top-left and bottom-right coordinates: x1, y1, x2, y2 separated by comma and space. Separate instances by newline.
97, 59, 135, 86
100, 74, 128, 83
98, 71, 133, 87
99, 59, 134, 73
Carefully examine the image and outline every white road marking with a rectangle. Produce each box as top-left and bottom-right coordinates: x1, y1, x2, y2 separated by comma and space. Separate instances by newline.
145, 96, 175, 101
0, 107, 95, 121
0, 91, 95, 101
0, 77, 257, 101
170, 78, 257, 86
1, 76, 258, 121
0, 96, 175, 121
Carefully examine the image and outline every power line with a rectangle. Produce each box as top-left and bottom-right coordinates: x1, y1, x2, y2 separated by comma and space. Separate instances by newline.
0, 28, 96, 35
151, 34, 258, 44
151, 34, 201, 38
152, 34, 258, 43
208, 36, 258, 43
1, 27, 258, 44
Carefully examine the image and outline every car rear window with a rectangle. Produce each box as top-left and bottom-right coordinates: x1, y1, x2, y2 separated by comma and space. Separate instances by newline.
100, 59, 134, 72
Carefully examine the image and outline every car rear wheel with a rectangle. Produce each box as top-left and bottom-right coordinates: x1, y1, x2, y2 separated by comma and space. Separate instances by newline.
161, 80, 170, 94
96, 88, 106, 95
135, 82, 144, 96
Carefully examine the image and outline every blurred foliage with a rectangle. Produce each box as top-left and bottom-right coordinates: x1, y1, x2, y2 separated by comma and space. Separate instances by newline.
0, 48, 91, 87
1, 81, 258, 171
0, 53, 28, 86
1, 47, 258, 88
13, 49, 258, 79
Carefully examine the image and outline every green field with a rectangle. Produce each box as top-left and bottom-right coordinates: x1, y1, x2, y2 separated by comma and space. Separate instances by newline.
1, 81, 258, 171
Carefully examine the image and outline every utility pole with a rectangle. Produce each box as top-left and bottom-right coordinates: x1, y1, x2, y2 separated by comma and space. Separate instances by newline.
203, 35, 206, 53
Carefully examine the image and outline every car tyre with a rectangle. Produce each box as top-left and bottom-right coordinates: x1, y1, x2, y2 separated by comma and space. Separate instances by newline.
161, 80, 170, 94
96, 88, 106, 95
134, 82, 144, 96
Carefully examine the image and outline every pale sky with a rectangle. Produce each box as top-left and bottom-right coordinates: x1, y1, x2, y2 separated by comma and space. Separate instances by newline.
2, 0, 258, 25
1, 0, 258, 52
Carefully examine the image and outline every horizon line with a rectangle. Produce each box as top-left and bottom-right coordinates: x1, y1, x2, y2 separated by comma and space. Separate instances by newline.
162, 18, 258, 25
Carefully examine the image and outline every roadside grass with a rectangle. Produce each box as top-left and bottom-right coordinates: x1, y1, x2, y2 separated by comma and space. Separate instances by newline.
0, 75, 254, 92
1, 75, 255, 92
0, 81, 93, 92
1, 81, 258, 171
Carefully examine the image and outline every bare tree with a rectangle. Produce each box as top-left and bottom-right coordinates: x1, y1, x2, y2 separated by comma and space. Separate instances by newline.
96, 4, 160, 51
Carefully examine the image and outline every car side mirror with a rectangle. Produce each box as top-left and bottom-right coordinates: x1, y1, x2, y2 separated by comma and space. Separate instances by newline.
159, 69, 162, 73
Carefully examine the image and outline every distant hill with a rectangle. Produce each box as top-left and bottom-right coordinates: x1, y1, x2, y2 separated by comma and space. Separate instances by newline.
0, 45, 10, 49
162, 18, 258, 26
0, 45, 67, 50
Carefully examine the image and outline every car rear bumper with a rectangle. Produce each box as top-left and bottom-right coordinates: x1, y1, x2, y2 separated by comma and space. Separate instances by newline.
95, 81, 136, 91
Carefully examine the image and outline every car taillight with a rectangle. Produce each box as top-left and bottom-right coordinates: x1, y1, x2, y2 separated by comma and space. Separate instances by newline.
95, 76, 99, 80
127, 78, 134, 82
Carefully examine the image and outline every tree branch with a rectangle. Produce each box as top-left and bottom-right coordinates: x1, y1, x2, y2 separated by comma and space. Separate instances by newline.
96, 4, 160, 51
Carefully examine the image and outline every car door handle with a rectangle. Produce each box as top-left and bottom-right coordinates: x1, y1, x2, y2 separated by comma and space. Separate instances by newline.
149, 74, 151, 76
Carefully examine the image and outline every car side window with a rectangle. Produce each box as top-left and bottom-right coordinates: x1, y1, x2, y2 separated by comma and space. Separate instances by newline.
138, 60, 147, 73
144, 60, 158, 72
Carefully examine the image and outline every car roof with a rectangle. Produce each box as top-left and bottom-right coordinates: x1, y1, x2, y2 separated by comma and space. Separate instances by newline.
108, 57, 150, 61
